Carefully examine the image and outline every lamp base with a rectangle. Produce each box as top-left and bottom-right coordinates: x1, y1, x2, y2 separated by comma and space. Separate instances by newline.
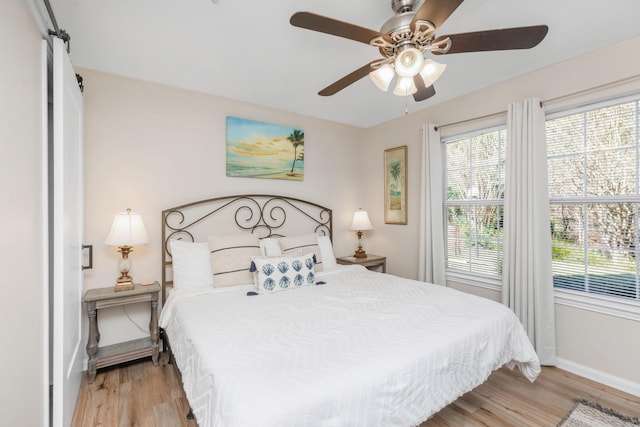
353, 248, 368, 258
114, 282, 134, 292
114, 247, 135, 291
114, 276, 134, 292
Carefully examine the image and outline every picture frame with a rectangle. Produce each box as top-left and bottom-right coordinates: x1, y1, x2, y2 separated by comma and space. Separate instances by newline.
384, 145, 407, 224
226, 116, 304, 181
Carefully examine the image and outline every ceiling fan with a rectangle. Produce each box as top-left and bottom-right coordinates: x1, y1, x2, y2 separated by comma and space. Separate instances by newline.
290, 0, 548, 102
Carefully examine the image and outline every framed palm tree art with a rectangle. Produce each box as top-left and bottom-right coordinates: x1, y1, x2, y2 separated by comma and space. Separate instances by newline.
384, 145, 407, 224
226, 116, 304, 181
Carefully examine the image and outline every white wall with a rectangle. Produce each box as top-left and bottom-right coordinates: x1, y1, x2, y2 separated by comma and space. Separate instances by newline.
80, 68, 366, 346
361, 35, 640, 387
0, 0, 47, 425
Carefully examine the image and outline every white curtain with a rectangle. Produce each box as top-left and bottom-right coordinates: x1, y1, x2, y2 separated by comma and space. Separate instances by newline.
418, 124, 446, 285
502, 98, 557, 365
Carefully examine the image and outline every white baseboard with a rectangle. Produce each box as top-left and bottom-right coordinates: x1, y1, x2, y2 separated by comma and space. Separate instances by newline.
556, 357, 640, 397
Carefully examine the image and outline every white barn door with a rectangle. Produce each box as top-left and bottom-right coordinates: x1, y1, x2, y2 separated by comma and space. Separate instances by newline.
51, 37, 84, 427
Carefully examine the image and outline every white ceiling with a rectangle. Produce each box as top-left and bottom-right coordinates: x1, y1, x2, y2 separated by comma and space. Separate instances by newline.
50, 0, 640, 128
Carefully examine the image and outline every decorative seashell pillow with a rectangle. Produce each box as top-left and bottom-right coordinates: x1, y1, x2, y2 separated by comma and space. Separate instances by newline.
250, 253, 316, 293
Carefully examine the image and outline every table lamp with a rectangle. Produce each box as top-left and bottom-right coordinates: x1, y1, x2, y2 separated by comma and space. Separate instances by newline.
350, 209, 373, 258
105, 208, 149, 291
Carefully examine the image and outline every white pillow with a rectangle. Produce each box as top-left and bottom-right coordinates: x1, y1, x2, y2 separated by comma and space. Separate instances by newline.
259, 237, 282, 257
279, 233, 323, 272
209, 234, 261, 288
317, 235, 337, 271
169, 240, 214, 289
251, 253, 316, 293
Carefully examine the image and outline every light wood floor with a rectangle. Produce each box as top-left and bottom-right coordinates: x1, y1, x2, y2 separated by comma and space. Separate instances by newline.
72, 353, 640, 427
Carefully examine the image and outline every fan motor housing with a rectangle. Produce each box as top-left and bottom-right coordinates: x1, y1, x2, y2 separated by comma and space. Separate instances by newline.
380, 11, 417, 36
391, 0, 418, 14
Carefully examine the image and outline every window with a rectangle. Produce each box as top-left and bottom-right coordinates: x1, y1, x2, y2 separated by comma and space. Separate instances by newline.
443, 127, 506, 279
547, 97, 640, 302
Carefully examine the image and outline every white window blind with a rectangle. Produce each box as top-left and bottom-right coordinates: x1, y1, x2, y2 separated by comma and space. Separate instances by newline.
443, 127, 506, 278
547, 96, 640, 301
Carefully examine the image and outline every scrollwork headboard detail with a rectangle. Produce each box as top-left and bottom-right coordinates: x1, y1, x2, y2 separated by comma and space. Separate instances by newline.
161, 194, 333, 302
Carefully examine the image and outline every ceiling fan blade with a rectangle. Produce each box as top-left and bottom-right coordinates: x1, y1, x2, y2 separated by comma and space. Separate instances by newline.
433, 25, 549, 54
413, 75, 436, 102
412, 0, 464, 31
291, 12, 392, 45
318, 61, 377, 96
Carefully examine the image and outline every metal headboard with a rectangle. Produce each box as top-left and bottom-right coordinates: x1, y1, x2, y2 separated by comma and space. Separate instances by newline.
161, 194, 333, 302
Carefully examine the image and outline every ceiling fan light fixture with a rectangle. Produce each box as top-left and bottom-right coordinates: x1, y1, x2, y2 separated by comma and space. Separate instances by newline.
291, 2, 549, 101
419, 59, 447, 87
393, 76, 417, 96
394, 47, 424, 78
369, 64, 395, 92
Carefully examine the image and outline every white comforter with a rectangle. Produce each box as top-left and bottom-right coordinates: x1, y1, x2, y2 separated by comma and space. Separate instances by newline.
160, 266, 540, 427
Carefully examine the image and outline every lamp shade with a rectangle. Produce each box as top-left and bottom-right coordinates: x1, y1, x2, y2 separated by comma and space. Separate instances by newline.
350, 210, 373, 231
104, 209, 149, 246
369, 63, 395, 92
419, 58, 447, 87
394, 47, 424, 78
393, 76, 417, 96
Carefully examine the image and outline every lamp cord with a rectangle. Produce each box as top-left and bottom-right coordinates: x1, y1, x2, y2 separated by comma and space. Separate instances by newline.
122, 305, 149, 334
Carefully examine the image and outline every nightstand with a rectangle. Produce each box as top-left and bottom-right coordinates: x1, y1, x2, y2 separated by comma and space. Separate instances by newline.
336, 254, 386, 273
83, 282, 161, 383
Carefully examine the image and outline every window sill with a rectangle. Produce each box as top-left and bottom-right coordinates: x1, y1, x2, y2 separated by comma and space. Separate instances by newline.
554, 289, 640, 322
445, 270, 502, 292
444, 273, 640, 321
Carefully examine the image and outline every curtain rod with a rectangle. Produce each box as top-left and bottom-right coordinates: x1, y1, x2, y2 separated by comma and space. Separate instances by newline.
434, 73, 640, 132
543, 74, 640, 108
434, 110, 507, 132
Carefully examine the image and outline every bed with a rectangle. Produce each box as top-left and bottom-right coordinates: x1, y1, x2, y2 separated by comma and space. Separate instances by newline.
159, 194, 540, 427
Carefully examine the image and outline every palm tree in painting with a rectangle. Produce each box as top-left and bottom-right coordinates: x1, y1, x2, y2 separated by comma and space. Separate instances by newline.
390, 161, 401, 196
287, 129, 304, 176
389, 161, 402, 210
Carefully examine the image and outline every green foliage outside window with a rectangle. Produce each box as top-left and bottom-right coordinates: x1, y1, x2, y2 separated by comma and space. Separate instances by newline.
548, 99, 640, 300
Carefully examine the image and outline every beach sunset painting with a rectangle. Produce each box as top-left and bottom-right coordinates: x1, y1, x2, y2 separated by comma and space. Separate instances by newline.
226, 116, 304, 181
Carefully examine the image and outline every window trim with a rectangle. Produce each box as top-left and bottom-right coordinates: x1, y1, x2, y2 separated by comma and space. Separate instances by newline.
554, 289, 640, 322
445, 270, 502, 291
546, 93, 640, 121
546, 93, 640, 307
442, 125, 507, 281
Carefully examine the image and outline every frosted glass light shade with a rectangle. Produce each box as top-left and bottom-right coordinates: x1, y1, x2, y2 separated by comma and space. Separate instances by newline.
419, 59, 447, 87
394, 47, 424, 78
350, 209, 373, 231
104, 209, 149, 246
369, 64, 395, 92
393, 76, 417, 96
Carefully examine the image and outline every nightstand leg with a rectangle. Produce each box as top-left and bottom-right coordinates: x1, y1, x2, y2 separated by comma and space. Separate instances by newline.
150, 296, 159, 366
86, 301, 98, 383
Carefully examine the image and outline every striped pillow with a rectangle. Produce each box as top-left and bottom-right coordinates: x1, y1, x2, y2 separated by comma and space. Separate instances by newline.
279, 233, 323, 272
208, 234, 261, 287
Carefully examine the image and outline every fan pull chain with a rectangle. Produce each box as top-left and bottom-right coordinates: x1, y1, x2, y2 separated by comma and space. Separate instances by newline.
405, 96, 409, 115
